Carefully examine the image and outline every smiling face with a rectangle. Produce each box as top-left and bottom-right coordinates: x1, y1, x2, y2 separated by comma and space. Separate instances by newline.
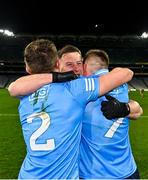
57, 52, 83, 75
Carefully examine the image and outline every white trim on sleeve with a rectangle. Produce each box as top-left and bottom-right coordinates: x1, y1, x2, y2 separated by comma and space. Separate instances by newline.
85, 78, 95, 91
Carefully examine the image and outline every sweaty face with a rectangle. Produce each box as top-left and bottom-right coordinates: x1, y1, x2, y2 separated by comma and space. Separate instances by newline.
84, 56, 107, 76
58, 52, 83, 75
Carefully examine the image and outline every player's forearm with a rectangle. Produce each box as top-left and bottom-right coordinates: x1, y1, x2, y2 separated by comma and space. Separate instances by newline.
8, 71, 79, 97
8, 74, 52, 97
128, 100, 143, 120
99, 68, 133, 96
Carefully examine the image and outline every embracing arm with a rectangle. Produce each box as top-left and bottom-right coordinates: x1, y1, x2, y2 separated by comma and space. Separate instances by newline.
8, 71, 78, 97
101, 95, 143, 120
8, 74, 53, 97
128, 100, 143, 120
99, 68, 133, 96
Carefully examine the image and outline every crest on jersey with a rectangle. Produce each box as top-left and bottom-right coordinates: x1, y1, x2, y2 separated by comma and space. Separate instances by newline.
29, 85, 50, 101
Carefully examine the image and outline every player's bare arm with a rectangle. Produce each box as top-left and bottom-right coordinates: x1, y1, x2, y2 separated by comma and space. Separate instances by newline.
99, 68, 133, 96
8, 71, 78, 96
128, 100, 143, 120
8, 74, 53, 96
9, 67, 133, 97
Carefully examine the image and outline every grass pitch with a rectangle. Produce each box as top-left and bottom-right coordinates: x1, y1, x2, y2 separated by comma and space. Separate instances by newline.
0, 89, 147, 178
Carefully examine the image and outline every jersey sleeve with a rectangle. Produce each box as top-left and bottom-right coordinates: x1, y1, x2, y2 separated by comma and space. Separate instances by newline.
68, 77, 100, 106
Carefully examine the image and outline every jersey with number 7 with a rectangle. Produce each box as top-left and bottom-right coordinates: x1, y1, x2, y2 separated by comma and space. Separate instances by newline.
79, 69, 137, 179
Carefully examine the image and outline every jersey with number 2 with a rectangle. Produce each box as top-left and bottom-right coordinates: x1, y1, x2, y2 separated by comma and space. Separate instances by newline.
18, 78, 99, 179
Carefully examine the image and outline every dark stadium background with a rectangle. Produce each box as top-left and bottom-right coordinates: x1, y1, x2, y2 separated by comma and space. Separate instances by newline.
0, 0, 148, 35
0, 0, 148, 179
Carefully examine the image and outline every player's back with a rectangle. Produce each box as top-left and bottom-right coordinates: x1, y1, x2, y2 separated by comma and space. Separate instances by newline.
79, 69, 137, 179
18, 78, 99, 179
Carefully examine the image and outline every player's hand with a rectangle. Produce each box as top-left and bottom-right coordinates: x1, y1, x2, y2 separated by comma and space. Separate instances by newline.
101, 95, 130, 120
52, 71, 80, 82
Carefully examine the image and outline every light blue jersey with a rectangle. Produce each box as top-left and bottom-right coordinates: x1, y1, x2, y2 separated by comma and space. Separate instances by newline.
18, 77, 99, 179
79, 69, 137, 179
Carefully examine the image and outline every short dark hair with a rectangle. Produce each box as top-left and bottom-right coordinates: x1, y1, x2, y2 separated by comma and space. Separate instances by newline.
58, 45, 82, 59
24, 39, 57, 74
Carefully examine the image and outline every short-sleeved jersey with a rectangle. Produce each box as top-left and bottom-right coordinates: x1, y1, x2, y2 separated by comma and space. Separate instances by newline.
18, 77, 99, 179
79, 69, 137, 179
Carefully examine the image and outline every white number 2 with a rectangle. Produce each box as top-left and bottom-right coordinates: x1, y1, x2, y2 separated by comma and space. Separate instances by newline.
27, 112, 55, 151
105, 118, 124, 138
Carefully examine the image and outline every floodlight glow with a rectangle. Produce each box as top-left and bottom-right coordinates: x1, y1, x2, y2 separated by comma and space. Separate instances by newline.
0, 29, 14, 36
0, 29, 4, 33
141, 32, 148, 38
4, 30, 14, 36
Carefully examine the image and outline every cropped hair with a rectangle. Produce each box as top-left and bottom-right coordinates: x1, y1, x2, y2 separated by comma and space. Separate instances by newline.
84, 49, 109, 67
24, 39, 57, 73
58, 45, 82, 59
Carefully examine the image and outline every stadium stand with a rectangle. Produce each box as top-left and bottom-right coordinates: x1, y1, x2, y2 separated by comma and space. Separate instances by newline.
0, 34, 148, 89
128, 77, 148, 90
0, 75, 9, 88
56, 35, 77, 48
0, 74, 21, 88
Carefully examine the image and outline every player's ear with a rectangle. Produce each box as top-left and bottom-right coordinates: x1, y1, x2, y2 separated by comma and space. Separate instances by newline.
55, 58, 60, 68
25, 63, 32, 74
83, 63, 88, 76
55, 59, 61, 72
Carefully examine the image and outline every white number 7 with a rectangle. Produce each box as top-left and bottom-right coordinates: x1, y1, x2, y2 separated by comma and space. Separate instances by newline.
105, 118, 124, 138
27, 112, 55, 151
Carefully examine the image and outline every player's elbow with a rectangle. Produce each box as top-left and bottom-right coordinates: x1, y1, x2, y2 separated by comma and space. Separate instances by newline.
129, 109, 143, 120
124, 68, 134, 82
8, 82, 19, 97
139, 107, 143, 116
134, 101, 143, 116
129, 101, 143, 120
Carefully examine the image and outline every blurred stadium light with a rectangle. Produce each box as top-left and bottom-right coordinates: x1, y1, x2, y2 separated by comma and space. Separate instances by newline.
141, 32, 148, 38
0, 29, 15, 37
